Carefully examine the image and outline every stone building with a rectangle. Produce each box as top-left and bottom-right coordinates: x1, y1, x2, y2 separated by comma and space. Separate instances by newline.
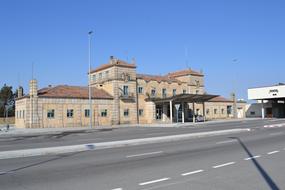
15, 56, 246, 128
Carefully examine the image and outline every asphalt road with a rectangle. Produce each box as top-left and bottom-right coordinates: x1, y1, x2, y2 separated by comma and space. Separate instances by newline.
0, 119, 285, 189
0, 118, 284, 151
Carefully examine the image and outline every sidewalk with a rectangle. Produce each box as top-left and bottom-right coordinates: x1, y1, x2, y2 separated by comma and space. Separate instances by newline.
0, 118, 265, 137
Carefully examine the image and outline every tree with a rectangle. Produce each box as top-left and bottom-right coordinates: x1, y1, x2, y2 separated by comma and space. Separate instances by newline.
0, 84, 16, 117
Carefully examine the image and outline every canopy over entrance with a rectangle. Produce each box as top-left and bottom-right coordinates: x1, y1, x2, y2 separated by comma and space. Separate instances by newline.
146, 93, 219, 103
146, 93, 219, 124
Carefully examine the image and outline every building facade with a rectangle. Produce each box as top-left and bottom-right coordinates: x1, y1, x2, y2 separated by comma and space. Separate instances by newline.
247, 83, 285, 118
15, 56, 246, 128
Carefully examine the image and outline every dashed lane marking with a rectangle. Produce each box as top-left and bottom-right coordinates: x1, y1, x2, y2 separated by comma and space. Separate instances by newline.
181, 169, 204, 176
267, 150, 280, 155
139, 178, 170, 186
212, 162, 235, 169
126, 151, 163, 158
111, 188, 123, 190
269, 132, 284, 136
244, 155, 261, 160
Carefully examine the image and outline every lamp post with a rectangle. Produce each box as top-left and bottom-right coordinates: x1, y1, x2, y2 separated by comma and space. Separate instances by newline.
88, 31, 93, 128
232, 59, 238, 119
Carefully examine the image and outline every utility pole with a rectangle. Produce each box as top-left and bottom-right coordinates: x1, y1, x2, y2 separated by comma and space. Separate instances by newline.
88, 31, 93, 128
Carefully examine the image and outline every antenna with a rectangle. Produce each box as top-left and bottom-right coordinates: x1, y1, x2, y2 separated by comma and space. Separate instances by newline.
125, 51, 129, 62
185, 46, 190, 69
32, 62, 34, 80
17, 72, 20, 86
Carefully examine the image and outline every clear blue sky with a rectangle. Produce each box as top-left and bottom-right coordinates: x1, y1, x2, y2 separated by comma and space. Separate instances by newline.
1, 0, 284, 100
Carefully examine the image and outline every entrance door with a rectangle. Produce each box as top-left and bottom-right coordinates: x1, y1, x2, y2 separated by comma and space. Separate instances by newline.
266, 107, 272, 118
156, 105, 162, 120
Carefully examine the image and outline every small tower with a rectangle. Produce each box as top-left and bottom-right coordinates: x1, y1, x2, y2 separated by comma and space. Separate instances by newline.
17, 86, 24, 98
29, 79, 38, 98
29, 79, 39, 128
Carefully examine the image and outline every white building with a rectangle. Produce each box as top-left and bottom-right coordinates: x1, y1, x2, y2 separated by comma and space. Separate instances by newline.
247, 83, 285, 118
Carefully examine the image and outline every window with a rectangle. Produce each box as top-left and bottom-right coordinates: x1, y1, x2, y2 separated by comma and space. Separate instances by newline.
196, 90, 199, 94
250, 111, 255, 115
138, 87, 143, 94
67, 109, 74, 118
183, 89, 187, 94
151, 89, 156, 97
173, 89, 176, 96
123, 85, 129, 96
162, 88, 167, 98
127, 75, 131, 81
227, 105, 232, 115
105, 71, 109, 78
101, 109, 107, 117
221, 108, 224, 114
99, 73, 102, 80
85, 109, 90, 117
214, 109, 217, 115
92, 74, 96, 82
20, 110, 22, 118
206, 109, 210, 115
139, 109, 144, 116
23, 110, 25, 118
47, 109, 55, 118
16, 111, 18, 118
124, 109, 129, 117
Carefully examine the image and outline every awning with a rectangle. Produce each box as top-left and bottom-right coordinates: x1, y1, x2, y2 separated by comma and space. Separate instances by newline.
145, 93, 219, 103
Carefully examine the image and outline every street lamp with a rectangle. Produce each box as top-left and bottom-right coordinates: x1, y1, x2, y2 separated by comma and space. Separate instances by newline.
232, 59, 238, 119
88, 31, 93, 128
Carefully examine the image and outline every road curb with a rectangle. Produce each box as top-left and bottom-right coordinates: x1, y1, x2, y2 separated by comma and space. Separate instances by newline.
0, 128, 250, 160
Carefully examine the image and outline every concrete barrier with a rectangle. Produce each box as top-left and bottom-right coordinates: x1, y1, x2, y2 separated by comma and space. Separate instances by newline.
0, 128, 250, 160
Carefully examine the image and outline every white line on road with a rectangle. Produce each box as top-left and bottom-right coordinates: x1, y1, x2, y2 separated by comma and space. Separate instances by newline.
267, 150, 280, 155
181, 169, 204, 176
244, 155, 261, 160
111, 188, 123, 190
139, 178, 170, 186
269, 132, 284, 136
212, 162, 235, 168
216, 140, 236, 144
126, 151, 163, 158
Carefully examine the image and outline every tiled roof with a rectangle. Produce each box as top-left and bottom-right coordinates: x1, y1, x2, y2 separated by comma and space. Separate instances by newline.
90, 57, 136, 73
167, 69, 204, 77
136, 74, 184, 84
208, 96, 233, 102
19, 85, 113, 100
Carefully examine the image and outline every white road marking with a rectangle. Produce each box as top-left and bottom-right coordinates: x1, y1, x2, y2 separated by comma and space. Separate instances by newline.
267, 150, 280, 155
181, 169, 204, 176
244, 155, 261, 160
111, 188, 123, 190
216, 140, 236, 144
126, 151, 163, 158
269, 132, 284, 136
212, 162, 235, 168
139, 178, 170, 186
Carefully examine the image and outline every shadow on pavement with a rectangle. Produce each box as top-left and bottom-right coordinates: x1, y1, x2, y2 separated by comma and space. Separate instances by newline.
229, 137, 279, 190
0, 151, 84, 176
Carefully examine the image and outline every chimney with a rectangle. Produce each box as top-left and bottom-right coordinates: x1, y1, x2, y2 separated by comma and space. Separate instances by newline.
29, 79, 38, 98
18, 86, 24, 98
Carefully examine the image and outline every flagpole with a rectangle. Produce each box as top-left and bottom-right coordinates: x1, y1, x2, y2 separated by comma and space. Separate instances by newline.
88, 31, 93, 128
